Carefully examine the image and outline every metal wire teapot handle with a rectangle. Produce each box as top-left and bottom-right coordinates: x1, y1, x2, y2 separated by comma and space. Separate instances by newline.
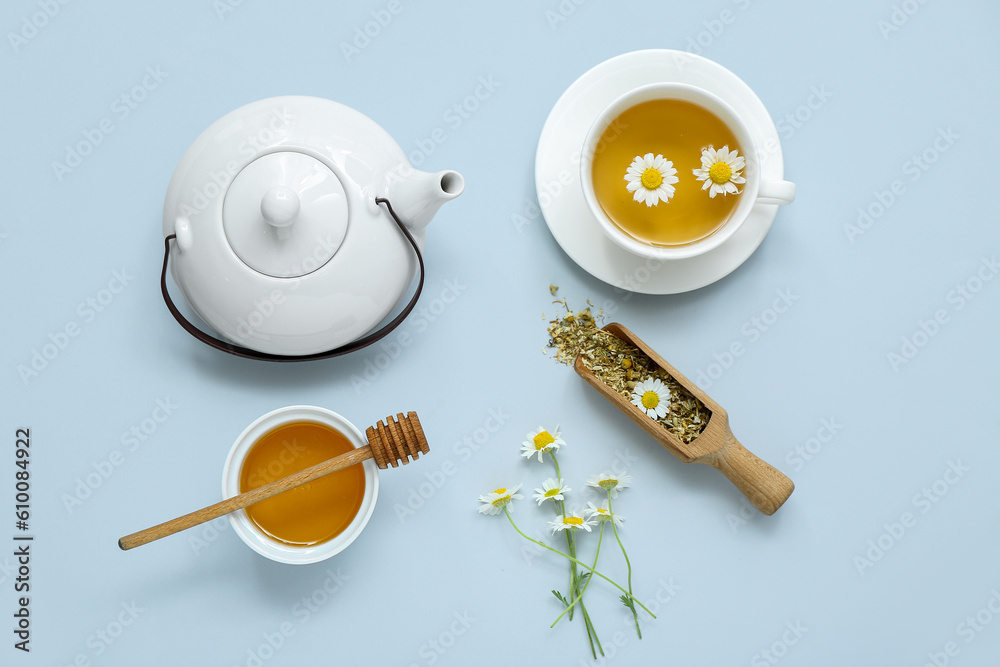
159, 197, 425, 362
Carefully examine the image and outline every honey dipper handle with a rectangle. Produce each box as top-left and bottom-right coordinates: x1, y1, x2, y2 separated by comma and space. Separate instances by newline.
702, 432, 794, 516
118, 444, 374, 551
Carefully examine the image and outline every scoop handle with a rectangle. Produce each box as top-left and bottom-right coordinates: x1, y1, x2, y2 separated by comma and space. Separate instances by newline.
701, 430, 794, 515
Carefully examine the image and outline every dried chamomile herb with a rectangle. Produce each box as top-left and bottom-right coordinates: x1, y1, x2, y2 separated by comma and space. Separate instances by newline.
545, 300, 710, 443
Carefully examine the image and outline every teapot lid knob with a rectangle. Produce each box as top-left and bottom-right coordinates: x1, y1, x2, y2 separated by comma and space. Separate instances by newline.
261, 186, 300, 235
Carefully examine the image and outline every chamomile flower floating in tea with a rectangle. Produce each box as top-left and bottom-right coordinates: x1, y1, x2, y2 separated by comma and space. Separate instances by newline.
477, 484, 523, 515
534, 477, 571, 505
693, 145, 746, 198
624, 153, 679, 206
630, 378, 671, 419
585, 501, 624, 528
586, 472, 632, 499
549, 512, 597, 534
521, 426, 565, 462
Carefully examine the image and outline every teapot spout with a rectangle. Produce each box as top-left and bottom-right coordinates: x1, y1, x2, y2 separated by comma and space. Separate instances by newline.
386, 169, 464, 233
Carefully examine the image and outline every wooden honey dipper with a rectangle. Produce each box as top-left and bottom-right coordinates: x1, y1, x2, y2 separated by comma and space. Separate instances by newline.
118, 412, 428, 551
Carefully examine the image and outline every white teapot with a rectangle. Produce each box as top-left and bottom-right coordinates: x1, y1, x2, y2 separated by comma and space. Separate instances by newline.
161, 96, 464, 360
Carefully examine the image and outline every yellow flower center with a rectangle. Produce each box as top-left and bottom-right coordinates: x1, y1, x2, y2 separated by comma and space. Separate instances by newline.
709, 161, 732, 184
640, 167, 663, 190
493, 487, 506, 495
491, 494, 511, 506
544, 488, 560, 498
597, 508, 608, 515
565, 516, 584, 526
533, 431, 555, 450
641, 391, 660, 409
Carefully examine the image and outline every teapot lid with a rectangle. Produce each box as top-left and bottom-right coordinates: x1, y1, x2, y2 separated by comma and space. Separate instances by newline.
223, 151, 348, 278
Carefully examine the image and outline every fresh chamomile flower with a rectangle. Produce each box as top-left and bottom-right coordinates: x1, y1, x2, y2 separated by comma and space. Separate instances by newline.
548, 512, 597, 534
533, 478, 571, 505
692, 145, 746, 198
585, 501, 624, 528
624, 153, 679, 207
586, 472, 632, 499
477, 484, 523, 515
520, 426, 566, 463
630, 377, 671, 419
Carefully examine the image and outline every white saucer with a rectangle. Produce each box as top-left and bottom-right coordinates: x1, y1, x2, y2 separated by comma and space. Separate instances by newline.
535, 50, 787, 294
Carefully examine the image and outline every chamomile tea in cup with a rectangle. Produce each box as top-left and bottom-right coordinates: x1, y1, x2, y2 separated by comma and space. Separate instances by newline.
581, 83, 794, 260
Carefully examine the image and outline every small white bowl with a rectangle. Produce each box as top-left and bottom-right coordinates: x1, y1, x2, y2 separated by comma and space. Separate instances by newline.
222, 405, 379, 564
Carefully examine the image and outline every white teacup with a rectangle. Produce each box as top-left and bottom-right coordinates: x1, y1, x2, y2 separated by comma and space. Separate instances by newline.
581, 83, 795, 261
222, 405, 379, 565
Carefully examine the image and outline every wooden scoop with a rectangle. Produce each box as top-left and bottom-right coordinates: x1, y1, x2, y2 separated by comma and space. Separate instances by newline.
574, 324, 793, 515
118, 412, 429, 551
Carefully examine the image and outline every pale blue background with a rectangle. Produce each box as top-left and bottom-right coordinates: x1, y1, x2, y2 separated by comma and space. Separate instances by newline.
2, 1, 999, 665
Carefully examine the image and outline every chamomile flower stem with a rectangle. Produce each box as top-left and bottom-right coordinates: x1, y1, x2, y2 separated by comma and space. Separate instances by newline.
572, 536, 603, 655
551, 523, 604, 627
557, 501, 600, 655
559, 499, 577, 622
579, 599, 602, 658
566, 534, 578, 622
608, 493, 641, 638
502, 508, 655, 619
549, 451, 562, 483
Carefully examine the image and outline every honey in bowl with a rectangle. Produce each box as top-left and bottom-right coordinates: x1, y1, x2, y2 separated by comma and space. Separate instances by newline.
590, 98, 743, 247
239, 420, 365, 547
